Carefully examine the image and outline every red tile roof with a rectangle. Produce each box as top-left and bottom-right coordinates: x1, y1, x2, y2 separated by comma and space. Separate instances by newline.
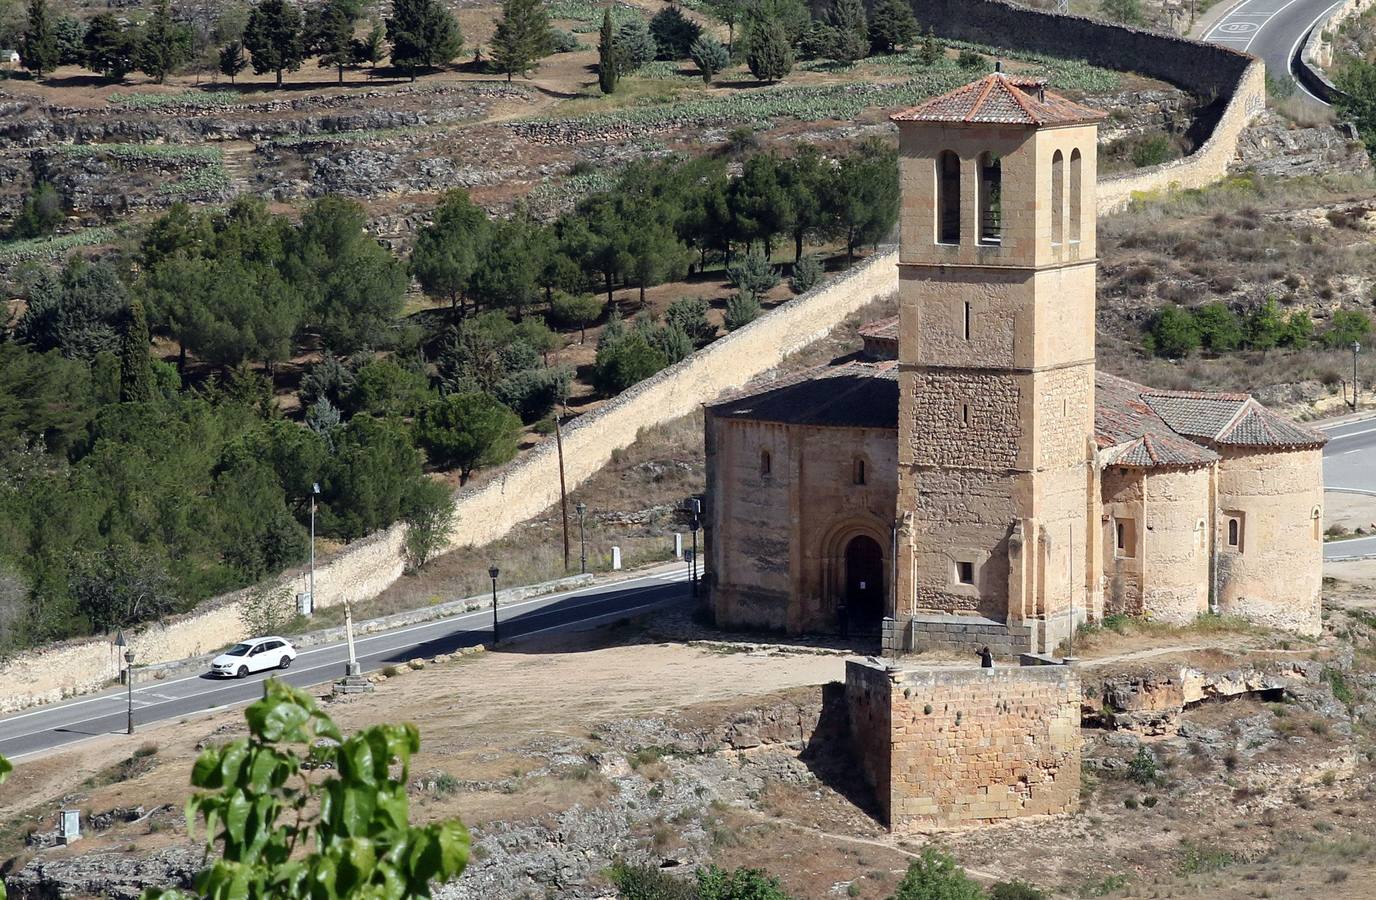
891, 72, 1107, 127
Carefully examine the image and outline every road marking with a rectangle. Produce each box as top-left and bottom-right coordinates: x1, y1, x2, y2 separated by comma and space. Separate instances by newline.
0, 570, 687, 729
1285, 0, 1344, 104
1323, 424, 1376, 441
0, 578, 691, 747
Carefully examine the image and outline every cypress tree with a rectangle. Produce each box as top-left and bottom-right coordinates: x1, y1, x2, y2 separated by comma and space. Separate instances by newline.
745, 19, 792, 83
119, 298, 154, 403
825, 0, 868, 64
868, 0, 918, 54
597, 9, 619, 94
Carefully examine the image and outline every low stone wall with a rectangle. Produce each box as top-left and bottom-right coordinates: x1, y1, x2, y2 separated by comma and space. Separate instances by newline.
0, 253, 899, 715
914, 0, 1266, 214
846, 659, 1080, 831
1299, 0, 1371, 102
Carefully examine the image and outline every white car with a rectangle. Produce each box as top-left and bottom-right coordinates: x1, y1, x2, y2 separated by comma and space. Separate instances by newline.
210, 637, 297, 678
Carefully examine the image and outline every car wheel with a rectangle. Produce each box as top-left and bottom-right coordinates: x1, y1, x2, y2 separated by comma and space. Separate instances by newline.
236, 665, 249, 679
279, 655, 291, 670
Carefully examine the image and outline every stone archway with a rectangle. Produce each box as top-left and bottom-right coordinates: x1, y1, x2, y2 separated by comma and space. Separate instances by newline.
843, 534, 886, 636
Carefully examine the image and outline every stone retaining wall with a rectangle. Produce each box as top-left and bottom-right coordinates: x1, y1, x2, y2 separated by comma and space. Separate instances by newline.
0, 252, 900, 714
0, 0, 1268, 714
1299, 0, 1372, 102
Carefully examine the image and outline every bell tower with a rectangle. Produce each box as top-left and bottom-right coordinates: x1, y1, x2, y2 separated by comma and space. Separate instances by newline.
889, 73, 1105, 655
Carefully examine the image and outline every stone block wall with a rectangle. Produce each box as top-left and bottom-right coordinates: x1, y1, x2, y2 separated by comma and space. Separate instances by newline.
846, 659, 1080, 831
0, 251, 901, 715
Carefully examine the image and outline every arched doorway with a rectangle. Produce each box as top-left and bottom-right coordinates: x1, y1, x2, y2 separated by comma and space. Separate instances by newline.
843, 535, 885, 635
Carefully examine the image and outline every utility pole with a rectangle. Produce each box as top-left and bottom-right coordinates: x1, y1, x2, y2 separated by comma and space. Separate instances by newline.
576, 502, 588, 575
556, 406, 571, 571
115, 629, 134, 735
1353, 341, 1362, 411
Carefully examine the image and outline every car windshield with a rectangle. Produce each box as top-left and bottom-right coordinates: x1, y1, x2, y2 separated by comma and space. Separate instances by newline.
225, 644, 252, 656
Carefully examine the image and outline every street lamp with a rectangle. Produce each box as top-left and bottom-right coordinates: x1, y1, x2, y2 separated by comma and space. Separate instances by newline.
575, 502, 587, 575
489, 566, 500, 646
685, 498, 702, 598
115, 629, 134, 735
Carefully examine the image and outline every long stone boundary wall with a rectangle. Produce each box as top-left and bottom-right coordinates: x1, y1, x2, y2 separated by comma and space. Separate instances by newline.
0, 1, 1268, 714
0, 251, 900, 714
915, 0, 1266, 213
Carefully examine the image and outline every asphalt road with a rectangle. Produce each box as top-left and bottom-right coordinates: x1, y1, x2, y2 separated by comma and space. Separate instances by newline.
0, 568, 692, 761
1322, 416, 1376, 558
1202, 0, 1344, 103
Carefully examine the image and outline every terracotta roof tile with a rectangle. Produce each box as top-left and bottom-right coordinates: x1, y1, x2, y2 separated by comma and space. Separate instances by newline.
891, 72, 1107, 127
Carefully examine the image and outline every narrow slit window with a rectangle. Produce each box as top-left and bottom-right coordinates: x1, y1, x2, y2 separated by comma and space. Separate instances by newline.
853, 458, 866, 485
760, 450, 771, 477
1069, 149, 1082, 243
961, 403, 971, 426
978, 152, 1002, 245
963, 301, 972, 341
956, 560, 975, 585
1115, 518, 1136, 559
1226, 513, 1244, 551
936, 151, 961, 245
1051, 150, 1064, 246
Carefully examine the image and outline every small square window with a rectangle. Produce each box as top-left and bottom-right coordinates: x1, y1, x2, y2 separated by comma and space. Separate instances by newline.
955, 560, 975, 585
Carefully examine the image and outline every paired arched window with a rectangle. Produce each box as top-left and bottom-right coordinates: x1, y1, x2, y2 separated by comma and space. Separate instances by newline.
977, 153, 1001, 245
1068, 149, 1083, 243
1051, 150, 1064, 247
936, 151, 961, 245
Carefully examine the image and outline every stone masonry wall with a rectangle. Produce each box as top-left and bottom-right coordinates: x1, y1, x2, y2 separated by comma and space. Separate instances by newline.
0, 250, 900, 714
846, 660, 1080, 831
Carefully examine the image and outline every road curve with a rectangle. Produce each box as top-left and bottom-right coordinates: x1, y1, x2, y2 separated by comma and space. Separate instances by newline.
1202, 0, 1345, 104
0, 568, 692, 761
1323, 415, 1376, 559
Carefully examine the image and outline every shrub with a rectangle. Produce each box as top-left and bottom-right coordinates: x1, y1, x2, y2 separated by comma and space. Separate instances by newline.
607, 862, 698, 899
1194, 302, 1243, 352
1127, 747, 1158, 785
790, 255, 823, 293
727, 251, 780, 295
696, 865, 791, 899
551, 28, 582, 52
1324, 309, 1371, 348
664, 297, 715, 347
724, 291, 761, 331
989, 881, 1049, 900
956, 48, 984, 70
593, 332, 668, 395
1145, 304, 1200, 358
890, 849, 984, 900
1130, 133, 1174, 168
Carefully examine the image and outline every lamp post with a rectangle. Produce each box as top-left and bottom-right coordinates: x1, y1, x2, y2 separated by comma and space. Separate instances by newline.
1353, 341, 1362, 412
575, 502, 587, 575
489, 566, 500, 646
686, 498, 702, 598
115, 630, 134, 736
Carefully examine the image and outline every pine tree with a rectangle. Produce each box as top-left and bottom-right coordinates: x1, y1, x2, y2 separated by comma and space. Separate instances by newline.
614, 17, 655, 71
137, 0, 192, 83
867, 0, 917, 54
119, 298, 153, 403
745, 19, 791, 83
648, 6, 700, 60
84, 13, 135, 82
313, 0, 361, 83
352, 21, 385, 67
387, 0, 463, 81
689, 33, 728, 84
597, 8, 619, 94
825, 0, 867, 64
20, 0, 59, 78
218, 41, 247, 81
490, 0, 554, 82
243, 0, 305, 86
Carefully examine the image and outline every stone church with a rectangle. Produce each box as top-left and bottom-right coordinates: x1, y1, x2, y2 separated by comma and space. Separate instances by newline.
703, 73, 1326, 657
